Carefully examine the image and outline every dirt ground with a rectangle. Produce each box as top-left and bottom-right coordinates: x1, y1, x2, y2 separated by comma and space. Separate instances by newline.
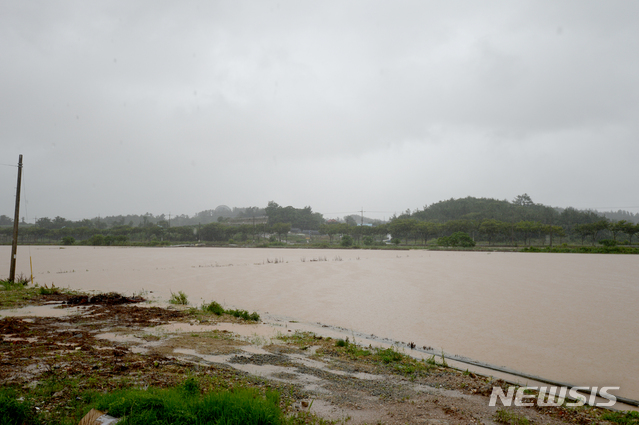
0, 292, 628, 424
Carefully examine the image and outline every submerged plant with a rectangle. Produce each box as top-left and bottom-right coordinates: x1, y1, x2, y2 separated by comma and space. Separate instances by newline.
169, 290, 189, 305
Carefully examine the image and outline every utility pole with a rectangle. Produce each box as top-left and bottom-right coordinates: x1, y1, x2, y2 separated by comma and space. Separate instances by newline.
9, 155, 23, 282
360, 207, 364, 226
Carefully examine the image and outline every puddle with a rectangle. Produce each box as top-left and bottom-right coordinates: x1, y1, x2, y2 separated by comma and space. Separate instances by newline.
155, 322, 280, 340
95, 332, 145, 345
0, 303, 87, 318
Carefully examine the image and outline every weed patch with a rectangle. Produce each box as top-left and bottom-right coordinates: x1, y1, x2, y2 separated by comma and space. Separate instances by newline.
202, 300, 225, 315
169, 290, 189, 305
495, 409, 530, 424
0, 388, 39, 425
199, 301, 261, 322
601, 410, 639, 424
93, 380, 283, 425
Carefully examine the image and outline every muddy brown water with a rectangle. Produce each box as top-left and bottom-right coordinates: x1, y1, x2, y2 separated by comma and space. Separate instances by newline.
2, 246, 637, 400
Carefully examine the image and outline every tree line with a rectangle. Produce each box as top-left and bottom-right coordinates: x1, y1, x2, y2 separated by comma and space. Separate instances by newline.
2, 195, 638, 247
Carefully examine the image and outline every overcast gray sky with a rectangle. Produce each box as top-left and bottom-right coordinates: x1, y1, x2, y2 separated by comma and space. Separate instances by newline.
2, 1, 638, 221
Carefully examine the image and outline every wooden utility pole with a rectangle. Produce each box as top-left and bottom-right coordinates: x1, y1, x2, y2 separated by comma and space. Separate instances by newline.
9, 154, 23, 282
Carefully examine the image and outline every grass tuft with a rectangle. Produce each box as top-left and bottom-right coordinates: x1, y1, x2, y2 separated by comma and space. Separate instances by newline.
0, 273, 31, 290
169, 290, 189, 305
0, 388, 39, 425
495, 409, 530, 425
601, 410, 639, 424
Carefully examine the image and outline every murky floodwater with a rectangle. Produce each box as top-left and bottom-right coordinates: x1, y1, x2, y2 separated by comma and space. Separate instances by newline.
2, 246, 637, 400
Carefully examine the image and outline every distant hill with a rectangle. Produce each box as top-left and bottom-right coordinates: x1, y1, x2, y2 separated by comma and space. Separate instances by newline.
407, 195, 605, 227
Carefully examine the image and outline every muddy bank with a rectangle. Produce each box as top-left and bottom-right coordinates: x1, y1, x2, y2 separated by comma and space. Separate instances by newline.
1, 290, 631, 424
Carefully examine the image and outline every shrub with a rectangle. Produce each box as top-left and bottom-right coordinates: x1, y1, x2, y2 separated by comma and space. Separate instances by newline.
202, 301, 224, 315
335, 338, 348, 347
437, 232, 475, 247
61, 236, 75, 245
226, 308, 260, 322
363, 236, 374, 246
169, 291, 189, 305
89, 234, 105, 246
599, 239, 618, 247
340, 235, 353, 247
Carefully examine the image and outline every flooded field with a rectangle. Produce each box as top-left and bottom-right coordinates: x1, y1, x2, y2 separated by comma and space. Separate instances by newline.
2, 245, 638, 401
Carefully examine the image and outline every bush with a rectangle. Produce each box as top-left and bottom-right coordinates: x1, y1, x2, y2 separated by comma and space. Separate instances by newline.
201, 301, 260, 321
363, 236, 374, 246
340, 235, 353, 247
202, 301, 224, 315
89, 234, 105, 246
61, 236, 75, 245
599, 239, 618, 247
226, 308, 260, 322
437, 232, 475, 247
169, 291, 189, 305
391, 238, 401, 245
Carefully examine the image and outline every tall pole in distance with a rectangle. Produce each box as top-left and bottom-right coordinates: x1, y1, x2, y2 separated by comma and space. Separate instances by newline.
9, 154, 23, 282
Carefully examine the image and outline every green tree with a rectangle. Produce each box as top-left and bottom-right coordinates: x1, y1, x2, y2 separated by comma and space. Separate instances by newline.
626, 223, 639, 244
340, 234, 353, 247
271, 222, 291, 242
200, 223, 226, 242
479, 219, 502, 245
610, 220, 629, 241
573, 224, 592, 245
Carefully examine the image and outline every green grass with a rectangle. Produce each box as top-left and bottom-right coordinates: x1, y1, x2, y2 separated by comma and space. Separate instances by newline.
169, 290, 189, 305
0, 279, 69, 308
0, 388, 39, 425
601, 410, 639, 424
93, 379, 284, 425
495, 409, 530, 425
199, 301, 261, 322
0, 273, 31, 290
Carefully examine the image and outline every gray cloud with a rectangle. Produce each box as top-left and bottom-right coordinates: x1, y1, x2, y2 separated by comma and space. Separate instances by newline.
2, 1, 638, 220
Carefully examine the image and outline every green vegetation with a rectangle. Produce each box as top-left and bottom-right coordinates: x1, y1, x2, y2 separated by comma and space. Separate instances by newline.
601, 410, 639, 424
226, 309, 261, 321
521, 245, 639, 254
339, 234, 353, 247
0, 279, 70, 308
61, 236, 75, 245
495, 409, 530, 425
436, 231, 476, 247
93, 380, 283, 425
4, 195, 639, 250
200, 301, 261, 322
276, 332, 437, 378
0, 388, 38, 425
202, 300, 225, 315
0, 273, 30, 290
265, 201, 324, 231
169, 290, 189, 305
